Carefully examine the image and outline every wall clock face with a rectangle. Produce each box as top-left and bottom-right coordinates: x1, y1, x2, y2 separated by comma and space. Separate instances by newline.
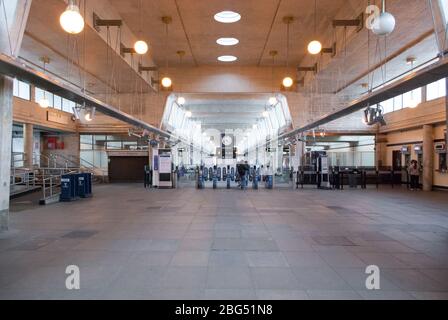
222, 136, 233, 146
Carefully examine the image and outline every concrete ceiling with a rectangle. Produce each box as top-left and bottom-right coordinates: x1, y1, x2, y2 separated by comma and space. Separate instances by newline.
108, 0, 357, 67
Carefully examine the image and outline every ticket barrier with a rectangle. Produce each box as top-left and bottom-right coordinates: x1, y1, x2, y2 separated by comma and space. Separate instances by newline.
265, 175, 273, 189
212, 169, 218, 189
226, 172, 231, 189
252, 172, 259, 190
217, 167, 222, 181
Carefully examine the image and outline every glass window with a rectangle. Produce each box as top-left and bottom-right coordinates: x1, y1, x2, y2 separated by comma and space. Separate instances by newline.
13, 79, 19, 97
427, 78, 446, 101
80, 135, 93, 150
393, 95, 403, 111
13, 79, 30, 100
440, 0, 448, 24
403, 88, 422, 108
381, 98, 394, 114
53, 95, 62, 110
106, 141, 122, 150
18, 81, 30, 100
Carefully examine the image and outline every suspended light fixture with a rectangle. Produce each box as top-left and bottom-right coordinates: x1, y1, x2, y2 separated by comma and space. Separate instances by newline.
161, 16, 173, 89
60, 0, 85, 34
282, 17, 294, 88
134, 40, 149, 55
176, 51, 186, 104
269, 50, 278, 105
133, 0, 149, 55
38, 57, 50, 108
372, 0, 396, 36
363, 105, 386, 126
263, 111, 269, 118
307, 0, 322, 55
406, 57, 419, 109
185, 110, 192, 118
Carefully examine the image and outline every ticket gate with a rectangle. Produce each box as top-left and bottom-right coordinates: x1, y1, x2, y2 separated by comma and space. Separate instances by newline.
231, 167, 235, 181
265, 175, 273, 189
217, 167, 222, 181
223, 167, 227, 180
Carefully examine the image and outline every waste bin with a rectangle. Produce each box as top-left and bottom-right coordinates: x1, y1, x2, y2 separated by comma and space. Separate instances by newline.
60, 174, 77, 202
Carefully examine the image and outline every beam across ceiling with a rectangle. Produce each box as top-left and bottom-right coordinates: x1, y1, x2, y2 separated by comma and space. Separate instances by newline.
0, 54, 170, 139
279, 55, 448, 141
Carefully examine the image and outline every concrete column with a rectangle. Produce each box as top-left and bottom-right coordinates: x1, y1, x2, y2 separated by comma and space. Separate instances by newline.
422, 124, 434, 191
23, 123, 34, 168
0, 76, 14, 231
0, 0, 31, 231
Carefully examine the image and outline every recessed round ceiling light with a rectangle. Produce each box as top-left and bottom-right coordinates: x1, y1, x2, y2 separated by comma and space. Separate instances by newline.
214, 11, 241, 23
218, 55, 237, 62
216, 37, 239, 46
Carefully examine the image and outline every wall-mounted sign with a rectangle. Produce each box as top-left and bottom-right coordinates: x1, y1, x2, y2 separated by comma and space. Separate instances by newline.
47, 110, 70, 125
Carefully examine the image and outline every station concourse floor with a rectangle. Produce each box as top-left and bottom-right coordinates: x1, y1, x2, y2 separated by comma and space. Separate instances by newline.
1, 184, 448, 300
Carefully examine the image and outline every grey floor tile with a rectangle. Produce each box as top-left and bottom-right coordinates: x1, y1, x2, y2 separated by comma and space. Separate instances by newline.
246, 251, 289, 267
256, 289, 309, 300
251, 268, 299, 289
207, 267, 253, 289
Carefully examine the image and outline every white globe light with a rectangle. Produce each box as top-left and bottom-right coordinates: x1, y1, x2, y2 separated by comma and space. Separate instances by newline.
161, 77, 172, 88
269, 96, 277, 105
263, 111, 269, 118
185, 111, 192, 118
38, 98, 49, 109
177, 96, 186, 105
282, 77, 294, 88
307, 40, 322, 55
372, 12, 396, 36
60, 3, 85, 34
134, 40, 149, 55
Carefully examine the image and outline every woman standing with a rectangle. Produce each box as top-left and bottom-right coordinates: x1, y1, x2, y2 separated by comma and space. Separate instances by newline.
408, 160, 420, 191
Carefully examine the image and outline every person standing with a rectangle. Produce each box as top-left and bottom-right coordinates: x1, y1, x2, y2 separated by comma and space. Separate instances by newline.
408, 160, 420, 191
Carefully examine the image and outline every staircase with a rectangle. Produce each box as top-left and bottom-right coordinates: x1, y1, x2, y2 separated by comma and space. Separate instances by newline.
10, 152, 107, 204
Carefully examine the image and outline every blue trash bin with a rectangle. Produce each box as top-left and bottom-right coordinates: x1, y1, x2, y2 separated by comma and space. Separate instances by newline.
60, 174, 77, 202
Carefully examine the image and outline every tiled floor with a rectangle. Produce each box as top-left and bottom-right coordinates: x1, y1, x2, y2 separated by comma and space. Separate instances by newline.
1, 184, 448, 300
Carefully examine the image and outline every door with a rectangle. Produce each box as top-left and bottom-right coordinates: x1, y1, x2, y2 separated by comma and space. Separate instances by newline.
392, 151, 401, 171
109, 156, 148, 183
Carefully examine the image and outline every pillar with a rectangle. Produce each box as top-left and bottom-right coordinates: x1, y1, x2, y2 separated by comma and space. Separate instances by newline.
375, 133, 388, 169
0, 76, 13, 230
0, 0, 33, 231
23, 123, 34, 168
422, 124, 434, 191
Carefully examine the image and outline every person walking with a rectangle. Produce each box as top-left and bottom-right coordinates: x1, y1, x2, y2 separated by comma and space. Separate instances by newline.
408, 160, 420, 191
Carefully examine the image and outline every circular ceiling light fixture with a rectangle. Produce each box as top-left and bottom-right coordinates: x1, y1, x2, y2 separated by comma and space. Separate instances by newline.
308, 40, 322, 55
218, 55, 238, 62
60, 0, 85, 34
185, 110, 192, 118
262, 111, 269, 118
282, 77, 294, 88
161, 77, 172, 88
371, 0, 396, 36
134, 40, 149, 55
177, 96, 186, 105
269, 96, 278, 106
214, 11, 241, 24
216, 37, 239, 46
